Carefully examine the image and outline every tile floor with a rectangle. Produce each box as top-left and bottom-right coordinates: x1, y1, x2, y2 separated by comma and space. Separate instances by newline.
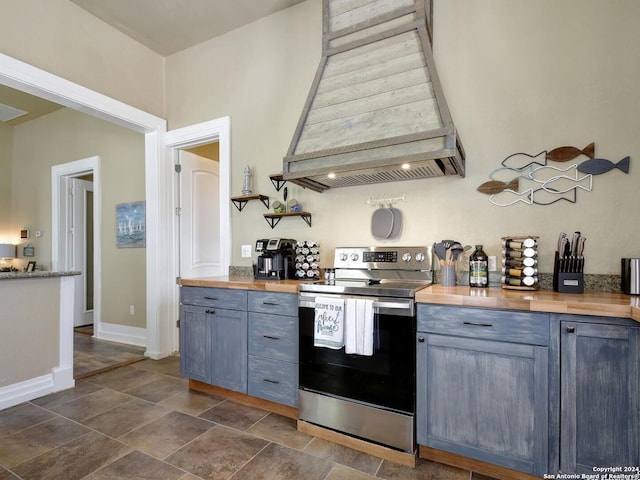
73, 332, 146, 379
1, 356, 499, 479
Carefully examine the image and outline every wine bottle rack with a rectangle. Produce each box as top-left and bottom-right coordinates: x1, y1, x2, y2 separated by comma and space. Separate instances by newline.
500, 236, 539, 290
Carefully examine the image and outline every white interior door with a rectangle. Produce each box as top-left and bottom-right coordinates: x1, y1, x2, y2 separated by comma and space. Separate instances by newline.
179, 150, 222, 278
71, 178, 94, 327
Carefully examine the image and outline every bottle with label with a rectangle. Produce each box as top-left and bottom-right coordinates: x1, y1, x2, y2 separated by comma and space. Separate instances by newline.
469, 245, 489, 288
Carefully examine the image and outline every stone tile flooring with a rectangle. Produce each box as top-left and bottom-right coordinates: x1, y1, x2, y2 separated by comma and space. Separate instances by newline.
74, 333, 146, 379
0, 357, 499, 479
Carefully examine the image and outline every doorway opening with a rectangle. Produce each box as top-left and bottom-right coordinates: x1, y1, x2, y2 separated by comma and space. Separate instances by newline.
52, 156, 101, 339
165, 117, 231, 353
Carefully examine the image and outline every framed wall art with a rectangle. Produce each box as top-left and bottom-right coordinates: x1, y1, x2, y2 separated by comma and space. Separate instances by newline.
116, 201, 146, 248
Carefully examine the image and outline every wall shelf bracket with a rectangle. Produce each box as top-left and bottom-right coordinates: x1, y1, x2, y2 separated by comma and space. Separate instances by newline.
230, 194, 269, 212
263, 211, 312, 229
269, 174, 286, 192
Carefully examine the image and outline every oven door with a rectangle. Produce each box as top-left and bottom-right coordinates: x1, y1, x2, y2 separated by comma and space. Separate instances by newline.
298, 292, 416, 415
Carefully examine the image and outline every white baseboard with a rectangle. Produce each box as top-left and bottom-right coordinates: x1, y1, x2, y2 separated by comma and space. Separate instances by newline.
96, 322, 147, 347
0, 374, 54, 410
0, 365, 77, 410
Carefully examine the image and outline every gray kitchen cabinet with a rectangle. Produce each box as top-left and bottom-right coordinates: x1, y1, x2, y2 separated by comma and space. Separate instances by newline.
247, 291, 298, 407
210, 307, 247, 393
417, 305, 549, 476
179, 304, 211, 383
559, 316, 639, 473
180, 286, 248, 393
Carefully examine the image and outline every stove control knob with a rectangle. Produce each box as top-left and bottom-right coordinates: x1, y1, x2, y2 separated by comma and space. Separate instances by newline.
402, 252, 412, 262
350, 253, 359, 262
339, 253, 348, 261
415, 253, 425, 262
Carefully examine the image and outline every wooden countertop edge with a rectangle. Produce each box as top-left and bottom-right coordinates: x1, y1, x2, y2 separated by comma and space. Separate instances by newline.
179, 278, 640, 323
179, 276, 304, 294
416, 286, 640, 321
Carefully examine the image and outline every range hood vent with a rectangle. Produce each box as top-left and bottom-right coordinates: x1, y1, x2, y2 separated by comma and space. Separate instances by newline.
283, 0, 464, 192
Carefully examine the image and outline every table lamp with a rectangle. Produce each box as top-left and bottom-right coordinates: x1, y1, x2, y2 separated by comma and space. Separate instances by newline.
0, 243, 16, 271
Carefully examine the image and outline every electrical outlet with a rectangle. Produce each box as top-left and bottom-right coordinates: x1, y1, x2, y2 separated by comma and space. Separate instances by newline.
488, 256, 497, 272
241, 244, 252, 258
129, 305, 135, 315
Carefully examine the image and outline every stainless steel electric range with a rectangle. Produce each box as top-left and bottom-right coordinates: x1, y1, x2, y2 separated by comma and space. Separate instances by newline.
298, 246, 432, 453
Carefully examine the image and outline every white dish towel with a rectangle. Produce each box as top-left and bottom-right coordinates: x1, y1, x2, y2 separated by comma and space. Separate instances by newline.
313, 296, 345, 349
345, 298, 374, 356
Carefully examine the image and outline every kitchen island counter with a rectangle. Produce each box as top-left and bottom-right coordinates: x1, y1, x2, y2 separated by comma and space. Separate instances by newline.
0, 270, 80, 280
416, 285, 640, 321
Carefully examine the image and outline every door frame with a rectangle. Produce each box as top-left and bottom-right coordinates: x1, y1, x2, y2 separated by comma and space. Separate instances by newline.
52, 157, 100, 335
0, 52, 171, 379
165, 117, 232, 353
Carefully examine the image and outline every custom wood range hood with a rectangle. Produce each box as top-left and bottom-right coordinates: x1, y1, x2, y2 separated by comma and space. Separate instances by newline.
283, 0, 465, 192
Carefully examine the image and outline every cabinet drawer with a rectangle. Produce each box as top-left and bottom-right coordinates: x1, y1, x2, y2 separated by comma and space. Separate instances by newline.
248, 312, 297, 363
248, 356, 298, 407
181, 286, 247, 311
418, 304, 549, 346
248, 291, 297, 317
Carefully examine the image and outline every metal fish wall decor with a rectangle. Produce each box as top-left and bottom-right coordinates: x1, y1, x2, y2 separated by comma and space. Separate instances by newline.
477, 142, 630, 207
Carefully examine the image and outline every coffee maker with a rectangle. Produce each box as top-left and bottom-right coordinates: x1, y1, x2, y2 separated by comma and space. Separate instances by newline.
254, 238, 296, 280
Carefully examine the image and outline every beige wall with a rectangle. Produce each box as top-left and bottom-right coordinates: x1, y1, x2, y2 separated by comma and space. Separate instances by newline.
10, 108, 147, 328
0, 278, 59, 387
0, 0, 165, 117
165, 0, 640, 275
0, 124, 12, 240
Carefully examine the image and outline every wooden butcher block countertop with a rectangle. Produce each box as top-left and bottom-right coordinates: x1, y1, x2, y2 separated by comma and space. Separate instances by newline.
415, 285, 640, 322
180, 277, 640, 322
179, 276, 309, 294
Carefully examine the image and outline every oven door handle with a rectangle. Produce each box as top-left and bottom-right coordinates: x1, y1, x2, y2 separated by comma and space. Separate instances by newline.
299, 297, 413, 313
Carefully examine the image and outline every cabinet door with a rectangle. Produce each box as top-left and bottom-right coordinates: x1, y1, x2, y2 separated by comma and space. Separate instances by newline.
417, 334, 548, 475
561, 321, 639, 472
179, 304, 211, 383
211, 308, 248, 393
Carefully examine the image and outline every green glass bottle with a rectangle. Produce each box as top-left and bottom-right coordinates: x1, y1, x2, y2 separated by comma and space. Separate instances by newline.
469, 245, 488, 288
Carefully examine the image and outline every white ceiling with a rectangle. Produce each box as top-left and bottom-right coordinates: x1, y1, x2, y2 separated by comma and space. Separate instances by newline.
69, 0, 308, 56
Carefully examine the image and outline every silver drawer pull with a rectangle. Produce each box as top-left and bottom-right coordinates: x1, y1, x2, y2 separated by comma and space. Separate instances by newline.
262, 301, 279, 306
263, 378, 280, 384
263, 335, 280, 340
463, 321, 493, 327
203, 296, 217, 300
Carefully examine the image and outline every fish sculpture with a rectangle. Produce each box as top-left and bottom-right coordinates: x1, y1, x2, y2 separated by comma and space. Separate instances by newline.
541, 172, 592, 194
531, 187, 577, 205
546, 142, 595, 162
501, 151, 546, 170
577, 156, 630, 175
477, 178, 519, 195
489, 165, 535, 182
488, 188, 533, 207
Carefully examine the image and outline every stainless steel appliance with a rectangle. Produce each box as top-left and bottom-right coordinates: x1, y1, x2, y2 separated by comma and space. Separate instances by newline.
254, 238, 296, 280
298, 246, 433, 452
621, 258, 640, 295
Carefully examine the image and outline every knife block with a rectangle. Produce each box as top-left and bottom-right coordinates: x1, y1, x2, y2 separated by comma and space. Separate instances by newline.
553, 251, 584, 293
